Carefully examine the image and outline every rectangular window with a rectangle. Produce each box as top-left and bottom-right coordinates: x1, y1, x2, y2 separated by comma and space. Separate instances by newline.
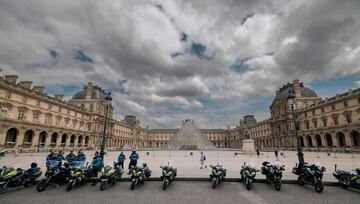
344, 101, 348, 107
313, 119, 318, 128
18, 110, 26, 120
322, 118, 327, 127
321, 107, 325, 113
331, 104, 336, 111
345, 113, 352, 123
33, 112, 39, 123
306, 121, 310, 129
45, 115, 52, 125
5, 91, 11, 99
333, 116, 339, 125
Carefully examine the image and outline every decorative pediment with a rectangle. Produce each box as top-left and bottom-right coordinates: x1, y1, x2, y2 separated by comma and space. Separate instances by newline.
17, 106, 28, 112
0, 102, 12, 110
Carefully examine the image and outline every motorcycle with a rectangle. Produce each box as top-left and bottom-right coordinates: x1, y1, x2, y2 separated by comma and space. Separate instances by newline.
0, 163, 42, 194
160, 165, 177, 190
292, 162, 325, 193
99, 162, 123, 191
240, 162, 258, 190
209, 164, 226, 189
85, 158, 104, 185
37, 160, 68, 192
130, 166, 150, 190
261, 162, 284, 191
66, 161, 87, 191
333, 165, 360, 190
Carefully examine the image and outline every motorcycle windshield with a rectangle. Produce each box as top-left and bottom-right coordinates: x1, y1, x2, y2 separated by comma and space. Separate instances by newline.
69, 161, 84, 169
48, 160, 60, 168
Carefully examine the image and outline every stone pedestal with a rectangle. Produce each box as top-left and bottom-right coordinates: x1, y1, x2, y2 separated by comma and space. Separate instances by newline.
242, 139, 256, 155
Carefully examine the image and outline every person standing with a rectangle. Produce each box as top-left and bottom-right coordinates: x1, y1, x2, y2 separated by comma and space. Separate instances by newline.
77, 149, 86, 161
128, 151, 139, 173
256, 149, 260, 158
118, 152, 126, 169
274, 150, 279, 161
200, 152, 207, 169
65, 150, 77, 162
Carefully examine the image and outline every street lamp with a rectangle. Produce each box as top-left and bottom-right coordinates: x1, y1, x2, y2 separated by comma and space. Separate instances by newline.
100, 92, 112, 160
287, 90, 304, 165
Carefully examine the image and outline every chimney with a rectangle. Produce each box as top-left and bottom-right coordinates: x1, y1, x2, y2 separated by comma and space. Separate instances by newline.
19, 81, 33, 89
4, 75, 18, 84
55, 94, 64, 101
86, 82, 93, 99
33, 86, 44, 94
293, 79, 301, 98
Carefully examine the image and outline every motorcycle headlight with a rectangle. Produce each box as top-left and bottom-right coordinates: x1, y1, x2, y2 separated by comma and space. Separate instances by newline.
165, 172, 172, 177
216, 171, 222, 176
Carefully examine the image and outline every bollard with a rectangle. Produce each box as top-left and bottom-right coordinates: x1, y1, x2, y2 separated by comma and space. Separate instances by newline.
190, 152, 193, 156
146, 152, 149, 156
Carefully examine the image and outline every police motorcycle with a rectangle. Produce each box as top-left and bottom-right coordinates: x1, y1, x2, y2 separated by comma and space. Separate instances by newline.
292, 162, 325, 193
0, 162, 42, 194
130, 162, 151, 190
209, 162, 226, 189
99, 162, 123, 191
333, 164, 360, 190
86, 157, 104, 185
37, 159, 68, 192
160, 162, 177, 191
66, 161, 88, 191
261, 161, 285, 191
240, 162, 258, 190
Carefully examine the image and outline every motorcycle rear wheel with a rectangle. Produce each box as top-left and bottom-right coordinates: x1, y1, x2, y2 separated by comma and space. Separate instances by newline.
0, 183, 9, 194
297, 176, 305, 186
36, 180, 48, 192
314, 181, 324, 193
66, 184, 73, 191
340, 178, 349, 189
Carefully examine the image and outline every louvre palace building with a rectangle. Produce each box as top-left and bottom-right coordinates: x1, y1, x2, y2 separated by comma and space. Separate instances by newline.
0, 73, 359, 152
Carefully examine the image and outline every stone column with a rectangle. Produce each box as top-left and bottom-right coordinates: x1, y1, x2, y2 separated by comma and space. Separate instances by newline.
45, 132, 51, 148
344, 132, 351, 147
15, 128, 24, 148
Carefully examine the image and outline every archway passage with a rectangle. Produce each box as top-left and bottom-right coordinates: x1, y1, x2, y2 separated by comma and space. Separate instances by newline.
315, 134, 322, 147
5, 128, 18, 147
306, 135, 313, 147
23, 130, 34, 147
85, 136, 89, 146
61, 133, 67, 146
350, 130, 360, 147
70, 134, 75, 145
325, 133, 333, 147
77, 135, 83, 146
51, 133, 58, 146
336, 132, 346, 147
39, 131, 47, 147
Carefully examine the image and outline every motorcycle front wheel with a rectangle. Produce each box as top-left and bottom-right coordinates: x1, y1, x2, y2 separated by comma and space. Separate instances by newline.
100, 181, 106, 191
36, 179, 48, 192
314, 181, 324, 193
163, 180, 168, 191
245, 178, 251, 190
297, 176, 305, 186
212, 178, 217, 189
130, 181, 136, 190
274, 179, 281, 191
0, 183, 9, 194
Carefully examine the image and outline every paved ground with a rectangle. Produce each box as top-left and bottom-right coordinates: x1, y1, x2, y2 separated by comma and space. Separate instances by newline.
0, 181, 359, 204
1, 150, 359, 182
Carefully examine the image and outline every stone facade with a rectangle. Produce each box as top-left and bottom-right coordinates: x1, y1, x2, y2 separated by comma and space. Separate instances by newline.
1, 73, 359, 152
251, 80, 360, 151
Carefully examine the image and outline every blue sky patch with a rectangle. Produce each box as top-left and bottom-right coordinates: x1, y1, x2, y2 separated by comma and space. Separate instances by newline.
241, 13, 255, 25
190, 42, 214, 60
45, 84, 82, 97
230, 57, 252, 73
180, 32, 188, 42
74, 50, 93, 63
310, 75, 360, 98
108, 79, 129, 95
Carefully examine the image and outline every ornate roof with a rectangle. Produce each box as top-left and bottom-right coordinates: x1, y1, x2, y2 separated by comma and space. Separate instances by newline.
72, 85, 107, 100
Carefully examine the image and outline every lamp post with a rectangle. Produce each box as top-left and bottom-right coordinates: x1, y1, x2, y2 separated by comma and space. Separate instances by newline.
287, 90, 304, 165
100, 92, 112, 160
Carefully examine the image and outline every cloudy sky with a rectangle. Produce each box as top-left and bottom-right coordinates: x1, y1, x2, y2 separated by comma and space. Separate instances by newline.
1, 0, 360, 129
